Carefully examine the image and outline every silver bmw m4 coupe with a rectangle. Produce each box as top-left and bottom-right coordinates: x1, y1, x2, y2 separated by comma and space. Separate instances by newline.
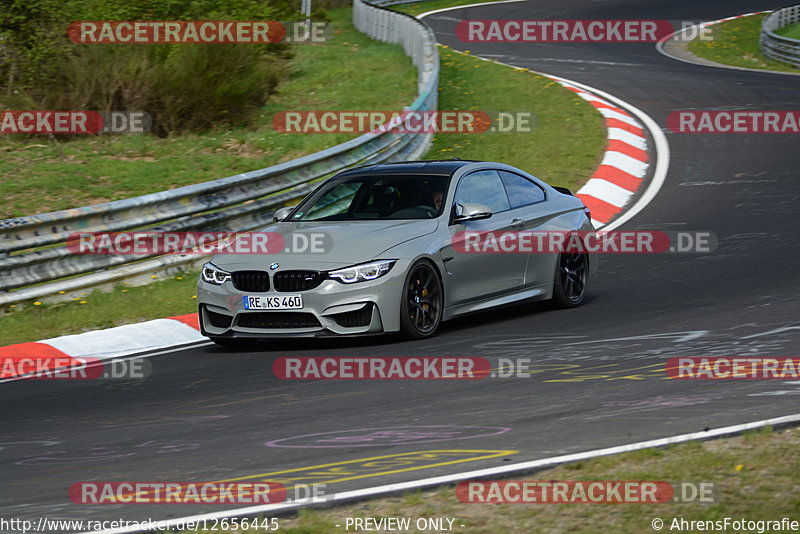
197, 160, 596, 345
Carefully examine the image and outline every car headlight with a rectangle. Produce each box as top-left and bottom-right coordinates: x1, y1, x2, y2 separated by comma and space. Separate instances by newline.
201, 263, 231, 285
328, 260, 396, 284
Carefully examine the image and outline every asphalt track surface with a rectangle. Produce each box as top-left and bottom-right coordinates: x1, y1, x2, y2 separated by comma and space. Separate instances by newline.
3, 0, 800, 527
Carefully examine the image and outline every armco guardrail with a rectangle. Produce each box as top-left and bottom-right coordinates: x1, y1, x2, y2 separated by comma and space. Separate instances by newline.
0, 0, 439, 305
760, 4, 800, 67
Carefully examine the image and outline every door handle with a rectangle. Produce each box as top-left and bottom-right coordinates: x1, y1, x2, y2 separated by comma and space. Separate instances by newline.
511, 218, 525, 228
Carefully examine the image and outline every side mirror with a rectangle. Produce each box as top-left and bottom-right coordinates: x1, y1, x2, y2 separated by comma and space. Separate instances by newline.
273, 206, 294, 222
453, 202, 492, 223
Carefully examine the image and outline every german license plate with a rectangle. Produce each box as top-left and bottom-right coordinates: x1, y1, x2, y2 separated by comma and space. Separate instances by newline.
242, 294, 303, 310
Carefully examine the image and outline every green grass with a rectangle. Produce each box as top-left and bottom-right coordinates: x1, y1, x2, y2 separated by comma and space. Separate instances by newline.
688, 14, 800, 73
0, 273, 200, 346
425, 47, 605, 192
775, 23, 800, 41
248, 425, 800, 533
0, 7, 417, 219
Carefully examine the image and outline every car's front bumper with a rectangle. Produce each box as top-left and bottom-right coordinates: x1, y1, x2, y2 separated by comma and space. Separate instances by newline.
196, 262, 409, 338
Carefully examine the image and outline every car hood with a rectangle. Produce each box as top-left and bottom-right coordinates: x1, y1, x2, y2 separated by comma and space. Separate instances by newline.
210, 219, 439, 271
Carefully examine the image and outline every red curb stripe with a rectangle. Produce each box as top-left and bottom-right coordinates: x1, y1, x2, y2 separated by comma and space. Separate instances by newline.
592, 165, 644, 191
564, 86, 586, 93
605, 118, 645, 137
0, 342, 76, 379
170, 313, 200, 330
577, 194, 623, 224
607, 139, 648, 162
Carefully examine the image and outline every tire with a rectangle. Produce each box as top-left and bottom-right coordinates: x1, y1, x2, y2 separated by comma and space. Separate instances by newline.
549, 252, 589, 308
400, 261, 443, 339
208, 336, 259, 349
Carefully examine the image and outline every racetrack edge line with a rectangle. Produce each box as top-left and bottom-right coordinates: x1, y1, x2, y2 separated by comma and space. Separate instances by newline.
87, 412, 800, 534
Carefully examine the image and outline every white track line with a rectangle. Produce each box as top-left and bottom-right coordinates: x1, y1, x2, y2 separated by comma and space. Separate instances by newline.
90, 412, 800, 534
417, 0, 527, 19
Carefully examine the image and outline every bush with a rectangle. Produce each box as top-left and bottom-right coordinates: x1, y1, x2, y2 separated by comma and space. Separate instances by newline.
0, 0, 298, 136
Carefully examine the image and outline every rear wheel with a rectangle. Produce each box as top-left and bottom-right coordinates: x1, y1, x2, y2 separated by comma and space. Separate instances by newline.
400, 261, 443, 339
550, 252, 588, 308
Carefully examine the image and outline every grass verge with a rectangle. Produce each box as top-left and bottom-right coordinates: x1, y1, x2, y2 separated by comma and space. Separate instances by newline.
0, 273, 200, 346
426, 46, 604, 192
688, 14, 800, 73
0, 7, 417, 219
249, 425, 800, 533
775, 23, 800, 41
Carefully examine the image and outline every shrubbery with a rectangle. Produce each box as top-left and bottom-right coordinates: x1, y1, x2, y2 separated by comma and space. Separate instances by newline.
0, 0, 304, 135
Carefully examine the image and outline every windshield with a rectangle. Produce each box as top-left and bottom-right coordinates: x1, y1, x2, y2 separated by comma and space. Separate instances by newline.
288, 174, 449, 221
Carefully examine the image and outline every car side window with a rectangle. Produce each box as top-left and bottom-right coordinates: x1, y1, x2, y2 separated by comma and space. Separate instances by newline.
499, 170, 545, 209
455, 170, 511, 214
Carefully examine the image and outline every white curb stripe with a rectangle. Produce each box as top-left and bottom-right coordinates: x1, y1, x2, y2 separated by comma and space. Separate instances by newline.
43, 318, 205, 360
601, 151, 649, 177
577, 179, 634, 208
608, 127, 648, 149
571, 92, 607, 104
598, 107, 639, 126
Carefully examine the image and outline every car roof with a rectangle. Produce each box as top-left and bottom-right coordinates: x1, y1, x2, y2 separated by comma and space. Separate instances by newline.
336, 159, 482, 177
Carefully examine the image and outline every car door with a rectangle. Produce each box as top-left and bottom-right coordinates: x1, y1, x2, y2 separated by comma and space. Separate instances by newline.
498, 170, 561, 286
444, 169, 528, 305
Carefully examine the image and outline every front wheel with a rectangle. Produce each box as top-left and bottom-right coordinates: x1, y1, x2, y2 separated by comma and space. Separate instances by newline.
400, 261, 443, 339
549, 252, 589, 308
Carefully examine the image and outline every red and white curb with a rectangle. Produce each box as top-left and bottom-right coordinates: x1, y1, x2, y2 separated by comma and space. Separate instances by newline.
547, 77, 650, 228
0, 313, 206, 381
